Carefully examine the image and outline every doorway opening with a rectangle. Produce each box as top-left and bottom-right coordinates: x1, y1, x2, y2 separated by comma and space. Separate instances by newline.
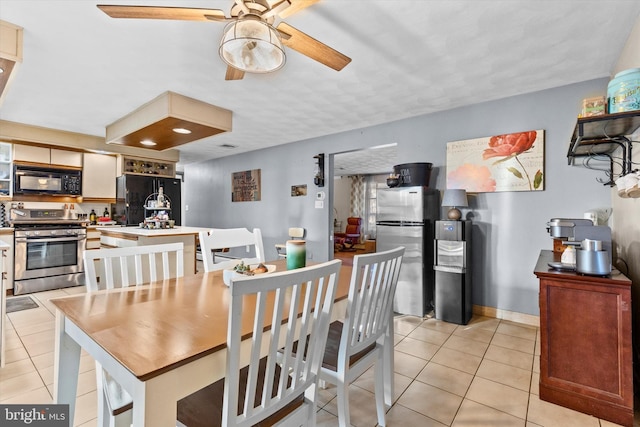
330, 144, 397, 263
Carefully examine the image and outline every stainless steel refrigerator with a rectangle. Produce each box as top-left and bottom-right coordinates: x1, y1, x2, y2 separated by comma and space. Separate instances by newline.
114, 175, 181, 226
376, 186, 440, 317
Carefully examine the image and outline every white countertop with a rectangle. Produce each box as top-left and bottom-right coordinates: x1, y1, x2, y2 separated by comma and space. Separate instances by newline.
98, 226, 211, 237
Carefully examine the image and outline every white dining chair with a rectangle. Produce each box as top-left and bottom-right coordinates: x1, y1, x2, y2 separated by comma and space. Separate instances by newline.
320, 247, 404, 427
176, 259, 342, 427
274, 227, 305, 258
198, 227, 265, 272
82, 242, 185, 427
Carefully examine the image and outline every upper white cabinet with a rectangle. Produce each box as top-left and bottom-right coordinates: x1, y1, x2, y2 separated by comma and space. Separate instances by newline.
83, 153, 116, 199
13, 144, 83, 168
13, 144, 49, 164
51, 148, 83, 167
0, 143, 11, 196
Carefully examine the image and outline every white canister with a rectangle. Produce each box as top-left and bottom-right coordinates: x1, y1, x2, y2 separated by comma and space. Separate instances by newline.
607, 68, 640, 113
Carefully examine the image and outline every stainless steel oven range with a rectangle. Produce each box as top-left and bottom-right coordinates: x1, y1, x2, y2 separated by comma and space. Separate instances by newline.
10, 208, 87, 295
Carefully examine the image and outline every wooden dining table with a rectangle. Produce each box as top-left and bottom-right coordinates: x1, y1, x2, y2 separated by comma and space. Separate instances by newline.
52, 259, 394, 427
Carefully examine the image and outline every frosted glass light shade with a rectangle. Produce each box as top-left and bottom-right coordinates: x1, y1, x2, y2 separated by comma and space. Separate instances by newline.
219, 16, 285, 73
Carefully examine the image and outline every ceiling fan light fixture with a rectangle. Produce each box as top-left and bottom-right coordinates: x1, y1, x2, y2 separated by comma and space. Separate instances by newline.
219, 15, 285, 74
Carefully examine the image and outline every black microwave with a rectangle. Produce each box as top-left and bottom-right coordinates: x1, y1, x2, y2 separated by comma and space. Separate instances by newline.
13, 165, 82, 196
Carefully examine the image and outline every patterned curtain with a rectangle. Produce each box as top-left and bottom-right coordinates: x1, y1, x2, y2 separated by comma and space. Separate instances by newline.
350, 175, 365, 217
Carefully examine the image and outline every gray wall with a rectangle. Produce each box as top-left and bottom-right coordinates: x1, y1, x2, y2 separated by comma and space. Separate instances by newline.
184, 78, 612, 316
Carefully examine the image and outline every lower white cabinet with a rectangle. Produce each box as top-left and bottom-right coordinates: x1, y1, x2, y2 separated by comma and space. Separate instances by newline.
0, 230, 14, 293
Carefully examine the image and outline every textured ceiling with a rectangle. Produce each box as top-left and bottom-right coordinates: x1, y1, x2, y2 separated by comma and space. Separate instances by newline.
1, 1, 639, 175
333, 144, 397, 177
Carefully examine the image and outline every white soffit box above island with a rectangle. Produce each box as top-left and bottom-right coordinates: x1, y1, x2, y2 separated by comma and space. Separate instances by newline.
105, 91, 233, 151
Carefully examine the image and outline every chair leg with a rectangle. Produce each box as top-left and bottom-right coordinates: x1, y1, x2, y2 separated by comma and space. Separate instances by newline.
95, 363, 111, 427
113, 411, 132, 427
335, 381, 351, 427
374, 352, 387, 426
383, 313, 394, 406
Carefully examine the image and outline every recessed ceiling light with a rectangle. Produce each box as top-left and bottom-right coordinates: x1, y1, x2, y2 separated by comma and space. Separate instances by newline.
172, 127, 192, 134
140, 140, 157, 146
0, 68, 4, 74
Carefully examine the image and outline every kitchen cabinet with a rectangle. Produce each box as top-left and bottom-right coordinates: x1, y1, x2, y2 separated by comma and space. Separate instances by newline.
0, 238, 9, 367
86, 226, 101, 250
13, 144, 83, 168
0, 142, 12, 197
567, 111, 640, 184
99, 226, 210, 276
534, 250, 633, 426
51, 148, 82, 167
0, 229, 14, 293
83, 153, 117, 200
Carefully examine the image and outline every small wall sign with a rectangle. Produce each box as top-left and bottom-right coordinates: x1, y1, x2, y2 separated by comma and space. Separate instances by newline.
232, 169, 261, 202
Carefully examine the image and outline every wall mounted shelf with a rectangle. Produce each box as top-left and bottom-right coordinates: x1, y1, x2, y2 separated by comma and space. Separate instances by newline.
567, 111, 640, 185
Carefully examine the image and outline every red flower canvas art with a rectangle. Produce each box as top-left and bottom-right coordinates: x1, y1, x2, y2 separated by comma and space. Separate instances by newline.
446, 130, 544, 193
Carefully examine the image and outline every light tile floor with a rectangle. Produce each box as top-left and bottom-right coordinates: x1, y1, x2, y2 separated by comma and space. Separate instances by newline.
2, 287, 638, 427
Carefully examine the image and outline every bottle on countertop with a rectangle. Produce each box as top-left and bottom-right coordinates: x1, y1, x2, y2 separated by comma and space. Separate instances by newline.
157, 187, 166, 208
89, 209, 97, 225
103, 207, 110, 219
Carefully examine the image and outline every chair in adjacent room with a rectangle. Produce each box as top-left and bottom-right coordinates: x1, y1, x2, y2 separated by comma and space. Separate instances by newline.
274, 227, 305, 258
320, 246, 405, 427
83, 242, 185, 427
176, 259, 342, 427
334, 217, 362, 251
198, 227, 265, 272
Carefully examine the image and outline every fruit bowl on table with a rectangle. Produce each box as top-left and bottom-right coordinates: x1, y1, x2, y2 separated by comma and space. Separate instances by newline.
222, 263, 276, 286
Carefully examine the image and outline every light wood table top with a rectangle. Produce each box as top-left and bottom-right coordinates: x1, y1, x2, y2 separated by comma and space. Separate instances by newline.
53, 259, 354, 426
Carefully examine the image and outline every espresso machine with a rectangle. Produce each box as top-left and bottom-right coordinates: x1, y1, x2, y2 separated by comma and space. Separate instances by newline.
546, 218, 612, 276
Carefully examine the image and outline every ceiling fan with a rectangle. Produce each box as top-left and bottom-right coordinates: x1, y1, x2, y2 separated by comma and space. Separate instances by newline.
97, 0, 352, 80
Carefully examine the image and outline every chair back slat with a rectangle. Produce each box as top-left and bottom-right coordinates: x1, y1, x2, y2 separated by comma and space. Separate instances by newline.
223, 259, 341, 427
342, 247, 404, 358
199, 228, 265, 272
83, 242, 184, 290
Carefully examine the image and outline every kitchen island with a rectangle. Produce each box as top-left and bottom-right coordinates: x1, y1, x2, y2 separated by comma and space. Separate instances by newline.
98, 226, 212, 275
534, 250, 633, 427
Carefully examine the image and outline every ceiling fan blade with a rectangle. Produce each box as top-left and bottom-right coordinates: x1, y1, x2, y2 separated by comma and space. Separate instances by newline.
277, 0, 320, 19
277, 22, 351, 71
225, 66, 245, 81
97, 5, 226, 21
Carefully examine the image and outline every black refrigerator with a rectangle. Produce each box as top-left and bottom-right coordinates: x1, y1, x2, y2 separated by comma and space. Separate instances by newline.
114, 175, 181, 226
375, 186, 440, 317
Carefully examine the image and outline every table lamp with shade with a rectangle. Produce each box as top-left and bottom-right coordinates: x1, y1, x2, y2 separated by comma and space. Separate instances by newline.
442, 189, 468, 220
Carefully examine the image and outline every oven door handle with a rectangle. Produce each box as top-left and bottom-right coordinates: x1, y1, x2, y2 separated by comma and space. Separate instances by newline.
15, 236, 86, 243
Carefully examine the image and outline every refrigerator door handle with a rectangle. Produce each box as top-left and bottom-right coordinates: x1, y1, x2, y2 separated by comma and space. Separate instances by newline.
434, 265, 466, 274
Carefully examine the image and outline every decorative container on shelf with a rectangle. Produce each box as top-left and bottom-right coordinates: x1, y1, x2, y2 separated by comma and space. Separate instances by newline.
607, 68, 640, 113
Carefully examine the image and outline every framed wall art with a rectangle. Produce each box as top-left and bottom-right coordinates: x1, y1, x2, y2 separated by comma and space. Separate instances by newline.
232, 169, 261, 202
446, 130, 545, 193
